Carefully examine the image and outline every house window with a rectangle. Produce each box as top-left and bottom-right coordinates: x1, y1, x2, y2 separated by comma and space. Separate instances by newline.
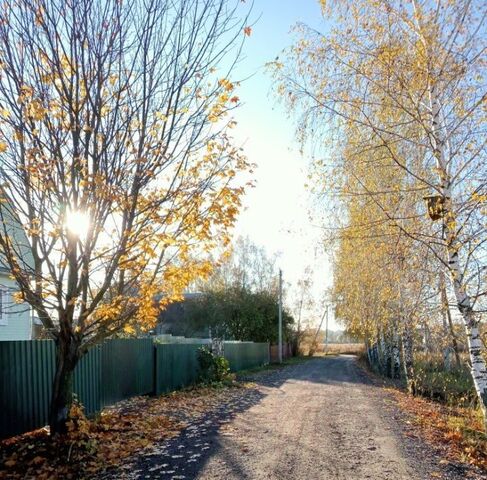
0, 289, 9, 326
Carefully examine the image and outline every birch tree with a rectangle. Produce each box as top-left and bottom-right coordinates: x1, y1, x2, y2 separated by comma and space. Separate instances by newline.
273, 0, 487, 424
0, 0, 251, 434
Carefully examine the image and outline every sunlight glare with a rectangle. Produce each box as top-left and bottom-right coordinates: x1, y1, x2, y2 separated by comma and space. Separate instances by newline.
65, 209, 90, 238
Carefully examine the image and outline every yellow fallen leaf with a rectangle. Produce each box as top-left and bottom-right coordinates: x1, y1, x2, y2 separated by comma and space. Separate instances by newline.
32, 455, 46, 465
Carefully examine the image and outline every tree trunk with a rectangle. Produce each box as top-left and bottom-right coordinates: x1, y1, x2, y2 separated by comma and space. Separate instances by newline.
452, 281, 487, 428
445, 215, 487, 429
446, 307, 462, 368
49, 335, 80, 435
374, 343, 380, 369
392, 333, 401, 379
401, 324, 416, 395
440, 272, 461, 368
365, 337, 373, 366
385, 339, 392, 378
378, 329, 387, 375
426, 83, 487, 428
421, 320, 433, 353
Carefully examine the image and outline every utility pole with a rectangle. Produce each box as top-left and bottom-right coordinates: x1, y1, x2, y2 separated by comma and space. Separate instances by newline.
311, 304, 327, 355
324, 304, 329, 355
278, 268, 283, 363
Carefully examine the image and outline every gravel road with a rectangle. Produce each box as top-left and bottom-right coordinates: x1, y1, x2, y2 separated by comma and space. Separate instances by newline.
101, 356, 475, 480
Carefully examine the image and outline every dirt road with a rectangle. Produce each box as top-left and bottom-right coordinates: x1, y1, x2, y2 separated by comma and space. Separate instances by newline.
102, 356, 472, 480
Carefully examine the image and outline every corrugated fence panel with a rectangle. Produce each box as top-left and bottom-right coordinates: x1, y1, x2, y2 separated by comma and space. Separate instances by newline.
224, 342, 269, 372
223, 342, 239, 372
73, 345, 101, 415
155, 343, 203, 395
0, 340, 55, 439
0, 340, 102, 439
1, 338, 270, 440
183, 344, 202, 387
100, 338, 154, 407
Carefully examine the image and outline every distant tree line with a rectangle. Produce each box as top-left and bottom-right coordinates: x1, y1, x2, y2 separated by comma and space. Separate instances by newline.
158, 237, 294, 342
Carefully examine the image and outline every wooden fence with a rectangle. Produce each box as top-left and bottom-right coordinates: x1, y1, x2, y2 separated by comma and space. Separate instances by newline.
0, 338, 269, 440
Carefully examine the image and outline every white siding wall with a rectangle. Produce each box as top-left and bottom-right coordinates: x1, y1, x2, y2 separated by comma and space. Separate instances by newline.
0, 273, 31, 340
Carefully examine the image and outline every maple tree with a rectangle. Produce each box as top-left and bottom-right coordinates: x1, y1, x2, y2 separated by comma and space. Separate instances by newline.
273, 0, 487, 426
0, 0, 252, 434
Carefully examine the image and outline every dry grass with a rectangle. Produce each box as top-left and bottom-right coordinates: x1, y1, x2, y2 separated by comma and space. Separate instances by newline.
358, 352, 486, 474
387, 387, 487, 472
314, 343, 365, 355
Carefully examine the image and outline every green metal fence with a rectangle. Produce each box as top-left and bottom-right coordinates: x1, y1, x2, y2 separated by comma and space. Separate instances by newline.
154, 343, 202, 395
154, 341, 269, 394
100, 338, 153, 407
74, 344, 102, 415
0, 341, 51, 439
0, 338, 269, 440
0, 340, 101, 439
224, 342, 270, 372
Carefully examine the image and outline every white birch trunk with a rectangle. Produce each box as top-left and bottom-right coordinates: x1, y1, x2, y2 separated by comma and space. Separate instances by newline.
385, 335, 393, 378
392, 331, 401, 379
369, 340, 379, 370
401, 318, 416, 394
373, 343, 379, 369
428, 87, 487, 427
379, 328, 387, 375
365, 337, 373, 366
440, 290, 453, 370
450, 273, 487, 423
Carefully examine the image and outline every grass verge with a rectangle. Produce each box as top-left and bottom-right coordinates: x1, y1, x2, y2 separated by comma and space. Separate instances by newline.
357, 353, 486, 473
387, 387, 486, 472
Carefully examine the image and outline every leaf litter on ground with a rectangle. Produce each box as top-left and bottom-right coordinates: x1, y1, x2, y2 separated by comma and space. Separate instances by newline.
0, 381, 248, 479
385, 387, 487, 473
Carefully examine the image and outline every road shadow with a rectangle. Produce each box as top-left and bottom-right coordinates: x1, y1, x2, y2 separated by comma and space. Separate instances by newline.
97, 356, 378, 479
245, 356, 380, 388
97, 382, 267, 479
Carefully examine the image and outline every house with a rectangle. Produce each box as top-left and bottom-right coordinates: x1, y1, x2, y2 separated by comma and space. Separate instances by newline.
0, 267, 34, 340
154, 292, 207, 337
0, 202, 35, 340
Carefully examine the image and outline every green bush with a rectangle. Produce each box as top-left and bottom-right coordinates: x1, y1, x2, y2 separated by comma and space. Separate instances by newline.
197, 347, 232, 384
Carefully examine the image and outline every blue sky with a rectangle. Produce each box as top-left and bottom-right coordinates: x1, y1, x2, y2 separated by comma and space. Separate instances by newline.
234, 0, 323, 137
226, 1, 339, 329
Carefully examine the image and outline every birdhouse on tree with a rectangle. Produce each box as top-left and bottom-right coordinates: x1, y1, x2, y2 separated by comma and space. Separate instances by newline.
423, 195, 446, 221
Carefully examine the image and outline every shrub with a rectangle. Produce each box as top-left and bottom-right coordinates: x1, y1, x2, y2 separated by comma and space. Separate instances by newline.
197, 347, 232, 384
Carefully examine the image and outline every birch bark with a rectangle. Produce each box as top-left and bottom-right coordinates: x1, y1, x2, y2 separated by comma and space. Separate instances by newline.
401, 317, 416, 394
428, 87, 487, 427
